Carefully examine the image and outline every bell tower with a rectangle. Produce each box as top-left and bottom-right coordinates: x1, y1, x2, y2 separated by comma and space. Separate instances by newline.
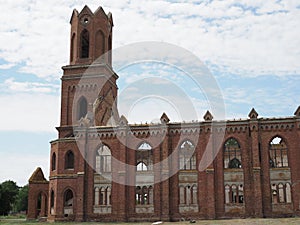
46, 6, 119, 221
59, 5, 119, 137
69, 5, 113, 65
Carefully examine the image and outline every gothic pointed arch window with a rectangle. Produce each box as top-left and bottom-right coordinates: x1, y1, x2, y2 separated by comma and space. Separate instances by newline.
51, 152, 56, 171
95, 30, 105, 60
96, 144, 111, 173
70, 33, 75, 62
136, 142, 153, 171
179, 140, 196, 170
269, 136, 288, 168
65, 150, 74, 169
80, 29, 89, 58
50, 190, 54, 214
108, 35, 112, 64
64, 189, 74, 207
77, 96, 87, 120
224, 138, 242, 169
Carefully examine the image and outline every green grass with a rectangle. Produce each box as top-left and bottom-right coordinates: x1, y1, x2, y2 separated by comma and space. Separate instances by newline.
1, 218, 300, 225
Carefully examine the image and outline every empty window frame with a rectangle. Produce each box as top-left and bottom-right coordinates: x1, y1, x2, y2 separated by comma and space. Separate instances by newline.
269, 136, 288, 168
65, 150, 74, 169
136, 142, 153, 171
224, 138, 242, 169
96, 145, 111, 173
179, 140, 196, 170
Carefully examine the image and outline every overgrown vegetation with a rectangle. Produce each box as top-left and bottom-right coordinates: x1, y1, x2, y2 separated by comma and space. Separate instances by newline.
0, 180, 28, 215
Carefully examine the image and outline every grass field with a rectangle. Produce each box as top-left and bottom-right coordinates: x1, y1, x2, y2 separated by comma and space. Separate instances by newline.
1, 218, 300, 225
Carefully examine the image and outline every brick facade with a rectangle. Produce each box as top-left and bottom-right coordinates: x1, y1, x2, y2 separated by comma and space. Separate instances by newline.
27, 5, 300, 222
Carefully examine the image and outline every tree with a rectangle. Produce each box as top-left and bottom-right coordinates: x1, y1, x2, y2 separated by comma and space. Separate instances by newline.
14, 185, 28, 212
0, 180, 19, 215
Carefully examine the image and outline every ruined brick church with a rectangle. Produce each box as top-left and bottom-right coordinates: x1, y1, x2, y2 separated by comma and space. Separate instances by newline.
27, 5, 300, 222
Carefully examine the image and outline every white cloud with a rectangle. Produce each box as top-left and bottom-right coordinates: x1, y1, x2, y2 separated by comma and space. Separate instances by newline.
0, 152, 49, 186
0, 0, 299, 79
0, 63, 15, 69
0, 93, 60, 132
2, 78, 59, 93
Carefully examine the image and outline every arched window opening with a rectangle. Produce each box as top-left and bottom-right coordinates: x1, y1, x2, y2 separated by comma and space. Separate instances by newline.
94, 188, 99, 206
80, 29, 89, 58
286, 183, 292, 203
70, 33, 75, 62
185, 186, 191, 205
231, 184, 238, 203
272, 183, 292, 204
135, 186, 152, 205
225, 185, 230, 204
106, 187, 111, 205
77, 97, 87, 120
50, 191, 54, 208
191, 185, 197, 205
179, 140, 196, 170
137, 162, 148, 171
96, 145, 111, 173
278, 183, 285, 203
37, 193, 42, 214
51, 153, 56, 171
238, 184, 244, 203
99, 187, 105, 205
65, 150, 74, 169
179, 186, 185, 204
64, 189, 74, 207
50, 190, 54, 215
271, 184, 278, 203
224, 138, 242, 169
136, 142, 153, 171
179, 184, 197, 206
225, 184, 244, 204
269, 136, 288, 168
148, 186, 153, 205
108, 35, 112, 63
95, 30, 105, 60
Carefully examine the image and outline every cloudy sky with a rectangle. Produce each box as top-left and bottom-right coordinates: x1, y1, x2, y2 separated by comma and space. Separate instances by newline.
0, 0, 299, 186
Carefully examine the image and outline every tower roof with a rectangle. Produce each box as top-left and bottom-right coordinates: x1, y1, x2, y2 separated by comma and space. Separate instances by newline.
29, 167, 48, 183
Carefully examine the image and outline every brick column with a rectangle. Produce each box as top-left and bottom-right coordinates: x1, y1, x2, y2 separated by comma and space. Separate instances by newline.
160, 129, 170, 221
112, 132, 127, 221
205, 168, 216, 219
249, 120, 263, 217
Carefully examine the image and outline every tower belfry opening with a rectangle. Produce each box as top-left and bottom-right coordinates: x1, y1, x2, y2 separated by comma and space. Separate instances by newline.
80, 29, 89, 58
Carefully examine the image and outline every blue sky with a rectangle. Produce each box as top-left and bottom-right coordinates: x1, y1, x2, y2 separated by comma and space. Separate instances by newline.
0, 0, 299, 186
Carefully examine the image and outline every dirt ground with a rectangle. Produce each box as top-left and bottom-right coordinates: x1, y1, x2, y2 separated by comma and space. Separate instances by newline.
1, 218, 300, 224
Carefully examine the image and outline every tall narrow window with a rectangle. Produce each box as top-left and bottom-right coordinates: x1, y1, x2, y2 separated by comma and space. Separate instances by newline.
65, 150, 74, 169
278, 183, 285, 203
108, 35, 112, 63
80, 29, 89, 58
99, 187, 105, 205
70, 33, 75, 62
64, 189, 74, 207
136, 142, 153, 171
179, 140, 196, 170
95, 30, 105, 60
286, 183, 292, 203
50, 190, 54, 210
269, 136, 288, 168
77, 96, 87, 120
51, 153, 56, 171
96, 145, 111, 173
224, 138, 242, 169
